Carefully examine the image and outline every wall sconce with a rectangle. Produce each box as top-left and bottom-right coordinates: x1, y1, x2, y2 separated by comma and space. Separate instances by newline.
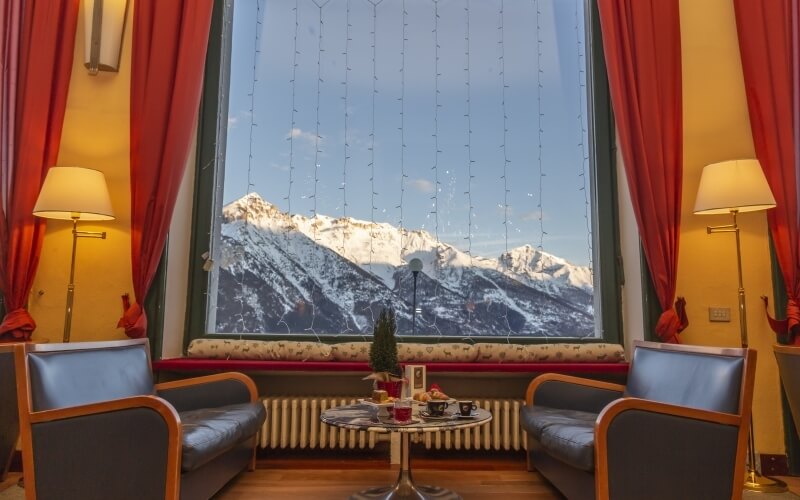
84, 0, 129, 75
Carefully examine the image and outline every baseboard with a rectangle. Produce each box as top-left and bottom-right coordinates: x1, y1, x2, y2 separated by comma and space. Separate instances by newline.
761, 453, 789, 476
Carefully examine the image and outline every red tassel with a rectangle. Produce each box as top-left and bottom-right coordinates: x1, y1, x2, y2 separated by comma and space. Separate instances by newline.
118, 293, 147, 339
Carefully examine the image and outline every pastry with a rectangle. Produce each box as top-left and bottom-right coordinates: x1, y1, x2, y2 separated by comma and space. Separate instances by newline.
372, 389, 388, 402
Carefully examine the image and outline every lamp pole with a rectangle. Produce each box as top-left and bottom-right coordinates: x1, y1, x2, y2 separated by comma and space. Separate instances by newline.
63, 216, 107, 342
705, 209, 785, 492
409, 258, 423, 335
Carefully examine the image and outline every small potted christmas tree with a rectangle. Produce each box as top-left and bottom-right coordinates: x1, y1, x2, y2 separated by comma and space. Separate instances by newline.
365, 308, 404, 397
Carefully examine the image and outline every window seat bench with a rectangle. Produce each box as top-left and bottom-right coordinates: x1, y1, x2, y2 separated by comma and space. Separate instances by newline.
152, 358, 629, 374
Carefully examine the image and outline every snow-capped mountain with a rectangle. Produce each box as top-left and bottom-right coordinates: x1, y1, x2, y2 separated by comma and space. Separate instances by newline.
213, 193, 595, 337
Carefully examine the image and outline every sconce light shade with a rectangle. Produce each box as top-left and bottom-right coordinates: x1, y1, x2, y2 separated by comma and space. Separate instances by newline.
83, 0, 129, 75
33, 167, 115, 221
693, 159, 776, 215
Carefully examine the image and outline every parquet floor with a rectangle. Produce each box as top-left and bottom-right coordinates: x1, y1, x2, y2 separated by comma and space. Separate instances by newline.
214, 468, 561, 500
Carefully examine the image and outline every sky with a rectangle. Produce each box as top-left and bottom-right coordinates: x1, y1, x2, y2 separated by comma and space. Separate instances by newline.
222, 0, 594, 267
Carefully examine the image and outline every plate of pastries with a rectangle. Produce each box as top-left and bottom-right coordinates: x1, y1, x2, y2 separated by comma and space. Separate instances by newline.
411, 384, 455, 404
359, 389, 399, 407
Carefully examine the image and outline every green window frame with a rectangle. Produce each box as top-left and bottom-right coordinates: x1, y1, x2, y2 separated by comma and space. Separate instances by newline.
182, 0, 623, 350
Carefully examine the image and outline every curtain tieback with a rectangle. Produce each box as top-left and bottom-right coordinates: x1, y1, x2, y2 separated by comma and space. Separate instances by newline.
763, 296, 800, 343
0, 308, 36, 340
117, 293, 147, 339
655, 297, 688, 344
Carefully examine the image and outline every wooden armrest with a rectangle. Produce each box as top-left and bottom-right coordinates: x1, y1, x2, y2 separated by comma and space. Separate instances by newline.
525, 373, 625, 406
156, 371, 258, 402
596, 397, 740, 428
30, 394, 182, 426
23, 395, 181, 500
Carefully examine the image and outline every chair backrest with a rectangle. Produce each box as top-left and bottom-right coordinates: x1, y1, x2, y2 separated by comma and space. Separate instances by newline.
624, 341, 746, 414
774, 345, 800, 438
24, 339, 155, 412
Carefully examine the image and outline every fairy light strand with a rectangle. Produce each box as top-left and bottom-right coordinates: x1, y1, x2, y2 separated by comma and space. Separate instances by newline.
575, 0, 592, 271
498, 0, 510, 256
431, 0, 441, 243
237, 0, 263, 333
499, 0, 515, 339
340, 0, 352, 255
535, 0, 546, 250
397, 0, 408, 256
367, 0, 383, 272
285, 0, 300, 219
464, 0, 474, 262
310, 0, 330, 240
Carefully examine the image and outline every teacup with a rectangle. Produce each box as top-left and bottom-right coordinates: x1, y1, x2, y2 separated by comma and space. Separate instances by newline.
426, 400, 449, 417
458, 400, 477, 416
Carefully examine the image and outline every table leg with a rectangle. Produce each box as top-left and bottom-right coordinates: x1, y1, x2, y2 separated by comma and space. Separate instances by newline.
350, 433, 461, 500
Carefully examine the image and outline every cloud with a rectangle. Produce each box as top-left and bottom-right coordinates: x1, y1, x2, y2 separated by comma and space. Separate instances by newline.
285, 128, 319, 148
408, 178, 435, 194
228, 116, 238, 127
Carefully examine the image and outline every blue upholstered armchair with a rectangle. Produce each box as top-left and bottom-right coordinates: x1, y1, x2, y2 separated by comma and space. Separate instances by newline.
12, 339, 266, 500
522, 340, 756, 500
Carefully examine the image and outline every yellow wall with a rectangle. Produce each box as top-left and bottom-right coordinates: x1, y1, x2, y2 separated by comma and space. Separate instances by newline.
29, 1, 134, 343
26, 0, 786, 453
679, 0, 784, 453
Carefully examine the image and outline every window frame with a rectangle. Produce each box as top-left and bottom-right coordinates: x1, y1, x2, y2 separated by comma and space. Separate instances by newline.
183, 0, 622, 350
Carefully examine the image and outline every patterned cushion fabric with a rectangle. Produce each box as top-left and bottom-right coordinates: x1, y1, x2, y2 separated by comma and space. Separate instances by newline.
476, 343, 536, 362
528, 343, 626, 363
398, 343, 478, 362
186, 339, 281, 360
274, 341, 333, 361
330, 342, 372, 362
187, 339, 624, 363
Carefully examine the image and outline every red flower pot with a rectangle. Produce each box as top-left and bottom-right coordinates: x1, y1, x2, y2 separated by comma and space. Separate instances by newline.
376, 380, 403, 398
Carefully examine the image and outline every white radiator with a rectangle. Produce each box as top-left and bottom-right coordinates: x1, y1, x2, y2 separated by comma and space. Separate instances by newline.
259, 397, 528, 452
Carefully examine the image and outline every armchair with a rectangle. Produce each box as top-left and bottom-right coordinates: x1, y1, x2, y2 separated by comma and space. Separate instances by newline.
13, 339, 266, 500
522, 340, 756, 500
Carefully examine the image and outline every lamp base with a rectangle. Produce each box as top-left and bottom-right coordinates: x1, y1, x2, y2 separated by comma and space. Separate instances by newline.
744, 469, 788, 493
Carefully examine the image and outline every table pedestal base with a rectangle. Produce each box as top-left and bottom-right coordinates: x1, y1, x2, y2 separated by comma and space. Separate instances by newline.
350, 469, 460, 500
350, 433, 461, 500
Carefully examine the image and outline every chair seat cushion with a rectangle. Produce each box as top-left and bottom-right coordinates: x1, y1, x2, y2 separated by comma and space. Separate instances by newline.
521, 405, 597, 472
179, 401, 267, 471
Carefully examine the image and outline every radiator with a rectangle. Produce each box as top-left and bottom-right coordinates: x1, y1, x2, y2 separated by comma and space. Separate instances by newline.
259, 397, 528, 452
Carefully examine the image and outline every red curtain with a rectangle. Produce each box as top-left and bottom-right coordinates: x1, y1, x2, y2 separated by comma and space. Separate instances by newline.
734, 1, 800, 342
0, 0, 79, 341
598, 0, 686, 343
120, 0, 213, 338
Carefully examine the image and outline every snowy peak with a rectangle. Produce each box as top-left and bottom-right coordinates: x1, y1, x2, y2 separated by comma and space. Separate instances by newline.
222, 193, 593, 291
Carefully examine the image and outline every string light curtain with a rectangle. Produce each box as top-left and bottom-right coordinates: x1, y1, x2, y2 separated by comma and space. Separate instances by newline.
120, 0, 214, 338
0, 0, 79, 340
597, 0, 687, 343
733, 0, 800, 342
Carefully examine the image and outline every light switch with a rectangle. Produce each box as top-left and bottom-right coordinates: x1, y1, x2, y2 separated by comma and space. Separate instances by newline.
709, 307, 731, 322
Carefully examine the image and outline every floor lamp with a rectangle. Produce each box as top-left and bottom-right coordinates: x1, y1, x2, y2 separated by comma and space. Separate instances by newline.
33, 167, 115, 343
694, 158, 786, 493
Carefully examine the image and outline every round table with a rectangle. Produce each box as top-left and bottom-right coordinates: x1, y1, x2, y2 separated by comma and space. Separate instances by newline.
320, 402, 492, 500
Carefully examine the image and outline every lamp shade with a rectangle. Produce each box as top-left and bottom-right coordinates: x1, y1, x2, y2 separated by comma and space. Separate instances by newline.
693, 159, 776, 215
33, 167, 115, 221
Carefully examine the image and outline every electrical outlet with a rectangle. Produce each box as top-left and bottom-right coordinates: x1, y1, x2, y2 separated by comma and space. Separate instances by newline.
709, 307, 731, 322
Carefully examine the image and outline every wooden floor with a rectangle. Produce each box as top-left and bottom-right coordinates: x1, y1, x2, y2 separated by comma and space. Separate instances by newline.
5, 452, 800, 499
214, 468, 561, 500
213, 450, 559, 499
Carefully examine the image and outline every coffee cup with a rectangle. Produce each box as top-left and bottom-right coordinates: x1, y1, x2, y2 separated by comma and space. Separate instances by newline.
458, 400, 477, 416
426, 400, 449, 417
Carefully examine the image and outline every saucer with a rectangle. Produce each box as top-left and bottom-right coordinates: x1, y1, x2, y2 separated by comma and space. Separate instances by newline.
456, 412, 479, 419
419, 411, 456, 421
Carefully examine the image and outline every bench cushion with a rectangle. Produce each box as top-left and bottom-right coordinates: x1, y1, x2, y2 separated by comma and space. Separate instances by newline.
521, 405, 597, 472
179, 401, 267, 472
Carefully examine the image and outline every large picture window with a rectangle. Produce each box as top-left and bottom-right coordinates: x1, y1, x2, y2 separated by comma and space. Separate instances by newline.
187, 0, 620, 342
